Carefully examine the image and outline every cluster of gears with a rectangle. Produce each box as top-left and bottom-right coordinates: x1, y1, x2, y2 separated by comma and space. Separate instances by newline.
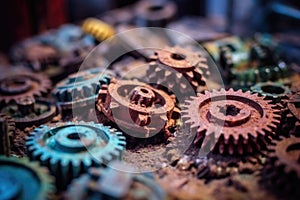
1, 1, 300, 199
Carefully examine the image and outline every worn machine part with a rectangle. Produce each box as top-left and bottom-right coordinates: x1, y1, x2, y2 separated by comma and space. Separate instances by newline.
134, 0, 177, 27
261, 136, 300, 199
52, 68, 112, 110
26, 122, 126, 190
250, 82, 290, 102
64, 163, 166, 200
1, 97, 57, 129
146, 46, 209, 93
249, 43, 279, 67
82, 18, 115, 42
0, 156, 55, 200
182, 89, 281, 155
0, 70, 52, 104
0, 113, 15, 156
96, 78, 180, 139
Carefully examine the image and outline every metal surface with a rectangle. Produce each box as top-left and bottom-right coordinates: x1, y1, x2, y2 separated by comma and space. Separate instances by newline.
65, 162, 166, 200
251, 82, 290, 102
82, 18, 115, 42
97, 78, 179, 138
1, 97, 57, 129
0, 113, 15, 156
0, 156, 55, 200
26, 121, 126, 190
182, 88, 281, 155
0, 70, 51, 104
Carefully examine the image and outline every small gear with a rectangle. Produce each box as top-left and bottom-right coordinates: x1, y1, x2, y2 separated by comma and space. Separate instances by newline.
64, 162, 166, 200
0, 113, 15, 156
0, 70, 52, 104
26, 121, 126, 190
261, 136, 300, 199
52, 68, 113, 110
0, 156, 55, 200
134, 0, 177, 27
96, 78, 180, 139
82, 18, 115, 42
182, 88, 281, 155
1, 97, 57, 129
146, 46, 209, 93
250, 82, 290, 102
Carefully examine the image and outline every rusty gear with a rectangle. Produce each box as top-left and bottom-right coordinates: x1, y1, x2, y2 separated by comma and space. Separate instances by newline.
134, 0, 177, 27
1, 97, 57, 129
0, 70, 51, 104
52, 68, 113, 109
146, 46, 209, 93
96, 78, 180, 139
262, 136, 300, 199
182, 88, 281, 155
0, 113, 15, 156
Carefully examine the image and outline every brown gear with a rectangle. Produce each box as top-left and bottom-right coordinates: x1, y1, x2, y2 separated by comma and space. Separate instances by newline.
262, 136, 300, 198
182, 88, 281, 155
146, 46, 209, 93
0, 70, 52, 104
96, 78, 180, 138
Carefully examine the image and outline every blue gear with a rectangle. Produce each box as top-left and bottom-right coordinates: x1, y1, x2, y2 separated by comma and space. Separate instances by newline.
26, 121, 126, 190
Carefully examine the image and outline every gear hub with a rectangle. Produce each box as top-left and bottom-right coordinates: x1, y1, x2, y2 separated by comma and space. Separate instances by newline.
182, 88, 281, 155
26, 121, 126, 190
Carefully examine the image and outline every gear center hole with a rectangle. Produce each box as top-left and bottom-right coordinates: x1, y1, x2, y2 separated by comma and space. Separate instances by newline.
171, 53, 186, 61
148, 5, 163, 11
67, 133, 81, 140
261, 85, 284, 94
219, 105, 240, 116
286, 143, 300, 163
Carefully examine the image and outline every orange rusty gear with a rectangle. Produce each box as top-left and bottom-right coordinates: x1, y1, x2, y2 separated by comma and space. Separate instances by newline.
146, 46, 209, 93
0, 70, 52, 104
262, 136, 300, 198
182, 88, 281, 155
96, 78, 180, 139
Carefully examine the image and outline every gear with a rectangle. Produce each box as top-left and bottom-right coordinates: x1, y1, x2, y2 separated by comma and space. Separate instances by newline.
250, 82, 290, 103
82, 18, 115, 42
182, 88, 281, 155
134, 0, 177, 27
0, 113, 15, 156
64, 162, 166, 200
146, 46, 209, 93
0, 70, 52, 104
52, 68, 113, 110
1, 97, 57, 129
261, 136, 300, 199
26, 121, 126, 190
96, 78, 180, 139
0, 156, 55, 200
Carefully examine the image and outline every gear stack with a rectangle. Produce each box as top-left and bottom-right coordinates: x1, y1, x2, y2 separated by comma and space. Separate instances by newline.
64, 162, 166, 200
96, 78, 180, 139
146, 46, 209, 94
26, 121, 126, 190
0, 113, 15, 156
182, 89, 281, 155
0, 70, 52, 104
261, 136, 300, 199
1, 97, 57, 129
52, 68, 112, 110
0, 156, 55, 200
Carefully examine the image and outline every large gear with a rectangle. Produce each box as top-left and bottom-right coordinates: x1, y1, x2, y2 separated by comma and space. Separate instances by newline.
0, 156, 55, 200
261, 136, 300, 199
0, 70, 52, 104
182, 88, 281, 155
1, 97, 57, 129
52, 68, 113, 110
146, 46, 209, 93
0, 113, 15, 156
64, 162, 166, 200
26, 121, 126, 190
96, 78, 180, 139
